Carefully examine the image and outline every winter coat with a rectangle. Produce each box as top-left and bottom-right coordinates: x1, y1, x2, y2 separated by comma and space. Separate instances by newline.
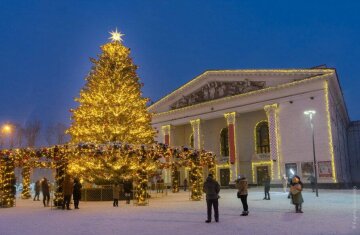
236, 178, 248, 195
263, 176, 271, 190
124, 181, 132, 194
73, 181, 82, 200
290, 183, 304, 204
63, 175, 73, 196
41, 179, 50, 195
113, 185, 121, 200
35, 181, 41, 193
203, 176, 220, 200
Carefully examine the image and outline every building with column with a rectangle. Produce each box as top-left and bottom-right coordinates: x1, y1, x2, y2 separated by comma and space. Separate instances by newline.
148, 68, 353, 187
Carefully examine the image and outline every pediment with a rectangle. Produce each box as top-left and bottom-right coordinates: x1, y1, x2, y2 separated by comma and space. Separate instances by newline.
170, 80, 265, 110
148, 69, 332, 113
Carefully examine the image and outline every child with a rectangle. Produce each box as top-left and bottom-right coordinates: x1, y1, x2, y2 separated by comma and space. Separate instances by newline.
290, 175, 304, 213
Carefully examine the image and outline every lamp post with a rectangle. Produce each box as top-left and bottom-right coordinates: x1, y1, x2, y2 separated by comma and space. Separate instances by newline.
304, 110, 319, 197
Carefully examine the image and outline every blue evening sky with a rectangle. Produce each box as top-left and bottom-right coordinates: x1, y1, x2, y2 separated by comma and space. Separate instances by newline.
0, 0, 359, 136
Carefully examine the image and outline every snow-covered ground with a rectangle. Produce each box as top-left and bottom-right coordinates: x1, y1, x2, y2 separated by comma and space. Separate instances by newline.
0, 187, 358, 235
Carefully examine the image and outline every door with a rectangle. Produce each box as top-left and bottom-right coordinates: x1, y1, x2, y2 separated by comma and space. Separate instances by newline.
256, 166, 269, 185
219, 168, 230, 186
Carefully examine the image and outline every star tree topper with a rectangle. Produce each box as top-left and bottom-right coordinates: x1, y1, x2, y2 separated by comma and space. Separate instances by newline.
109, 28, 124, 42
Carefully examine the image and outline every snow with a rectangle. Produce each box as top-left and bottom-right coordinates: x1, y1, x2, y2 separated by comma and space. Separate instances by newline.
0, 187, 359, 235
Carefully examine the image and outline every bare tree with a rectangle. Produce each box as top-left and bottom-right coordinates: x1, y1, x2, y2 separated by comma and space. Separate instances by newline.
45, 124, 55, 146
54, 123, 68, 144
0, 135, 4, 149
13, 123, 25, 148
24, 119, 41, 147
45, 123, 68, 146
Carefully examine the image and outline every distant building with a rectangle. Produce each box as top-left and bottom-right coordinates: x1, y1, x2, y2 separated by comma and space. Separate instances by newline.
148, 68, 358, 187
348, 121, 360, 186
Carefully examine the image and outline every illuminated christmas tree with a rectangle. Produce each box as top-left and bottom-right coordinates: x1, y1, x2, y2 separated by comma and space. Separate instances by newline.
67, 29, 155, 144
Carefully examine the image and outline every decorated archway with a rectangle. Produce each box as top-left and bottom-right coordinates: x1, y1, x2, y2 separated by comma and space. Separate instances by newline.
0, 143, 215, 207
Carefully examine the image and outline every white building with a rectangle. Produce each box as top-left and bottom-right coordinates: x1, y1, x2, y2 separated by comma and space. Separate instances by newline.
148, 68, 352, 187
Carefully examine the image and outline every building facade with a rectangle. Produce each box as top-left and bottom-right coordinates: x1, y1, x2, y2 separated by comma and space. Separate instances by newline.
148, 68, 352, 187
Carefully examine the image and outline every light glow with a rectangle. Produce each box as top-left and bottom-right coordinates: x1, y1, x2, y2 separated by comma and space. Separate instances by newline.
324, 81, 337, 182
251, 161, 273, 183
109, 28, 124, 42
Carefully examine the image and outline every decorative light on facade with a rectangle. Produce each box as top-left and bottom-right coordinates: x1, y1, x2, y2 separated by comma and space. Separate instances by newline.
324, 81, 337, 183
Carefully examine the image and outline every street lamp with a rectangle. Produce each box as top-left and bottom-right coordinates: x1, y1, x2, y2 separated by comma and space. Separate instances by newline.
304, 110, 319, 197
1, 123, 14, 149
2, 124, 12, 134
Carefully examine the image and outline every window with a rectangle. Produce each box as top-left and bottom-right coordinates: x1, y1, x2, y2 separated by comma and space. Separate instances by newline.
220, 127, 229, 156
190, 134, 194, 148
256, 121, 270, 154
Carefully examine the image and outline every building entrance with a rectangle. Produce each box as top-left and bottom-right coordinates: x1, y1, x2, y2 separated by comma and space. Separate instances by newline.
256, 166, 269, 185
219, 168, 230, 186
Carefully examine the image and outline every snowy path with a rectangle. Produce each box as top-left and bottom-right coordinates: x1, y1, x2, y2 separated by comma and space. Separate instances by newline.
0, 188, 358, 235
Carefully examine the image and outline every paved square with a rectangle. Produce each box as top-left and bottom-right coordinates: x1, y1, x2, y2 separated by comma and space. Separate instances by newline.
0, 188, 358, 235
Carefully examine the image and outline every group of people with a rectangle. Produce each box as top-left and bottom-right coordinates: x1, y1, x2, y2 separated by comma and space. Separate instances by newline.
62, 175, 82, 210
202, 173, 306, 223
33, 175, 82, 210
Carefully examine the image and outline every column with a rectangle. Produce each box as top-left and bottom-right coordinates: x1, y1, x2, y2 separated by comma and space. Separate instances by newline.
161, 125, 171, 146
161, 125, 172, 184
224, 112, 237, 183
190, 119, 201, 149
264, 104, 281, 180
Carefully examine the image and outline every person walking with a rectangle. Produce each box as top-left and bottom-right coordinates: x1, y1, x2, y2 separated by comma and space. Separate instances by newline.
113, 183, 120, 207
290, 175, 304, 213
62, 174, 73, 210
33, 180, 41, 201
41, 177, 50, 207
263, 174, 271, 200
124, 181, 132, 204
308, 174, 315, 192
203, 174, 220, 223
73, 178, 82, 209
236, 175, 249, 216
281, 174, 288, 193
183, 178, 188, 191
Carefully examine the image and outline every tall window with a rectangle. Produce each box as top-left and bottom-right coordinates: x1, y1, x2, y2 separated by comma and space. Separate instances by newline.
220, 127, 229, 156
256, 121, 270, 154
190, 134, 194, 148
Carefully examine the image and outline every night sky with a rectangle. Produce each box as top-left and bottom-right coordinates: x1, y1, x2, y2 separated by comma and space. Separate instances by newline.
1, 0, 359, 144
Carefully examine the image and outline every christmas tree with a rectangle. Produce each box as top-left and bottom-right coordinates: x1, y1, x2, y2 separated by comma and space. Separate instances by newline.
67, 29, 155, 144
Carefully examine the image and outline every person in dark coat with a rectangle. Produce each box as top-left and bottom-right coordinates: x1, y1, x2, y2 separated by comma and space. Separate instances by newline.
183, 178, 188, 191
73, 178, 82, 209
263, 174, 271, 200
33, 180, 41, 201
62, 174, 73, 210
290, 175, 304, 213
41, 177, 50, 207
236, 175, 249, 216
11, 177, 17, 199
124, 181, 132, 204
308, 174, 315, 192
203, 174, 220, 223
